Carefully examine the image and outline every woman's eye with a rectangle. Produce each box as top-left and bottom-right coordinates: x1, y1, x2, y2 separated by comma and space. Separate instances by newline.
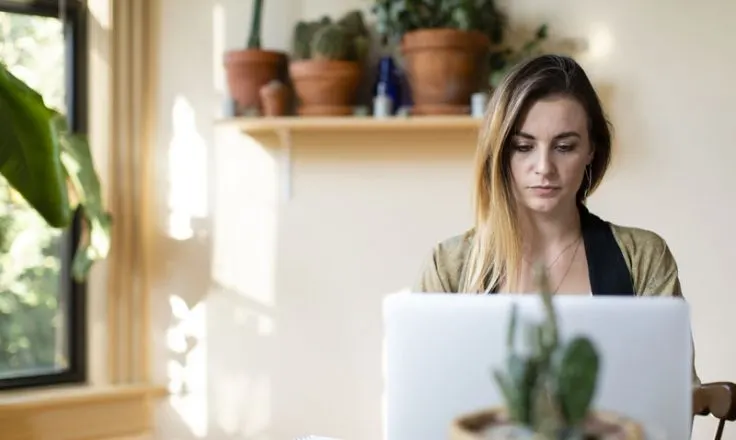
513, 144, 533, 152
556, 143, 575, 152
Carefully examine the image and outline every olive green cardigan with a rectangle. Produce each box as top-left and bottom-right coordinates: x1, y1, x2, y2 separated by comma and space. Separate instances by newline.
414, 221, 701, 387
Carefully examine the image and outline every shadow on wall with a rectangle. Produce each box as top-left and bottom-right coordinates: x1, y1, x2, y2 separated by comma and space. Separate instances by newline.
153, 114, 478, 440
151, 1, 478, 431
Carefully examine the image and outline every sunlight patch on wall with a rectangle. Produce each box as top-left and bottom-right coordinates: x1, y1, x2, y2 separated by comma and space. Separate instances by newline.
211, 128, 279, 308
167, 294, 209, 438
87, 0, 110, 29
167, 95, 209, 241
583, 23, 615, 62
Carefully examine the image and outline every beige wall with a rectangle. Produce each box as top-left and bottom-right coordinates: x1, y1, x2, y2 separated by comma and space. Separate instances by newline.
151, 0, 736, 439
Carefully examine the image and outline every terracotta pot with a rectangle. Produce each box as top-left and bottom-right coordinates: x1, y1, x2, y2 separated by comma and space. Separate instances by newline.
289, 60, 361, 116
224, 49, 286, 114
401, 28, 490, 115
259, 82, 290, 116
451, 408, 645, 440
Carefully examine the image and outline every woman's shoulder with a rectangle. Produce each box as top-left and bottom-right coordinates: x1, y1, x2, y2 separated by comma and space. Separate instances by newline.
413, 229, 475, 293
434, 229, 475, 257
606, 221, 681, 295
608, 222, 671, 254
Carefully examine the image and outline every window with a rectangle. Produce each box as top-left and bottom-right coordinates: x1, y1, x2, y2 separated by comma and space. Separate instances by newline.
0, 0, 87, 390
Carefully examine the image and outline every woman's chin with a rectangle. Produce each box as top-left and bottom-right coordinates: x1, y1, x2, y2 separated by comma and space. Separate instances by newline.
521, 197, 571, 215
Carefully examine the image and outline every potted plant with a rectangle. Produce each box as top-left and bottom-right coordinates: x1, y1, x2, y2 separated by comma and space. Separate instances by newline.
372, 0, 506, 115
0, 64, 110, 281
451, 265, 645, 440
289, 11, 370, 116
224, 0, 287, 116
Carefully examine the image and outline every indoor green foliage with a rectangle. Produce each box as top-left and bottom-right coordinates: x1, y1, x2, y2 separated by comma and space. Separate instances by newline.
291, 10, 370, 62
0, 186, 62, 374
489, 23, 549, 88
246, 0, 264, 49
371, 0, 507, 45
311, 24, 353, 60
0, 62, 68, 228
493, 264, 601, 438
0, 62, 111, 282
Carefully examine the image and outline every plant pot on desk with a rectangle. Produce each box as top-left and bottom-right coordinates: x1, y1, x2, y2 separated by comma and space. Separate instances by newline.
451, 408, 645, 440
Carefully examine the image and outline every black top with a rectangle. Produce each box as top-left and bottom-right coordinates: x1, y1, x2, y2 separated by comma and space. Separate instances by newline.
486, 204, 636, 296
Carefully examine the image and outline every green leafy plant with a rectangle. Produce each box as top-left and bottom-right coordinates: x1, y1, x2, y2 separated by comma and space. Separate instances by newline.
291, 10, 369, 62
0, 62, 111, 282
371, 0, 507, 46
489, 24, 549, 88
493, 263, 600, 438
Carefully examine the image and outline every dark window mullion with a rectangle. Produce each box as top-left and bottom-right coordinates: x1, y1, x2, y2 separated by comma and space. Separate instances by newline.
62, 1, 88, 385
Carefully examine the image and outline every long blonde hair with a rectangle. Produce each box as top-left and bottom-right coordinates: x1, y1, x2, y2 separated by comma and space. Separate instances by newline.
461, 55, 613, 293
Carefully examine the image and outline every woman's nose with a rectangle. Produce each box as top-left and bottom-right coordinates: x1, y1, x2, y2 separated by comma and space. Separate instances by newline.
534, 150, 553, 175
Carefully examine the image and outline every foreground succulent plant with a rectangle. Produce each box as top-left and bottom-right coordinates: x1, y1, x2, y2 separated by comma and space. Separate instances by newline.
492, 263, 601, 439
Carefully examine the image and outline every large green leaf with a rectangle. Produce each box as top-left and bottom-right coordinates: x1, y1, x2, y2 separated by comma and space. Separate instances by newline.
0, 62, 111, 282
0, 63, 71, 228
54, 114, 112, 281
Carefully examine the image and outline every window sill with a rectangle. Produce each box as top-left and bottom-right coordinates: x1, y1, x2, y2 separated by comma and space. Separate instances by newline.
0, 384, 167, 440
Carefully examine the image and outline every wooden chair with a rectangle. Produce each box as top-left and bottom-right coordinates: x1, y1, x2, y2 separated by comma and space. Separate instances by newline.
694, 382, 736, 440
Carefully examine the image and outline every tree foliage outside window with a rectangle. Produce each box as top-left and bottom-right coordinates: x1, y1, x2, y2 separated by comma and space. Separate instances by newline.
0, 10, 74, 381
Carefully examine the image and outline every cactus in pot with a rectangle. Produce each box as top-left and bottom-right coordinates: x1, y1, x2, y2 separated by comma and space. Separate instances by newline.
311, 24, 353, 61
224, 0, 287, 116
451, 264, 644, 440
288, 10, 370, 116
490, 264, 601, 439
292, 16, 332, 60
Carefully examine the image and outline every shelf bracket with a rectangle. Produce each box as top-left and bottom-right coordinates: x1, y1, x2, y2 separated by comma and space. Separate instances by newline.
277, 128, 293, 201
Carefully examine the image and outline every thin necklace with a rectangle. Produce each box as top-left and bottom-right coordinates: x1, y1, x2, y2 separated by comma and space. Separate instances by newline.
552, 237, 582, 294
524, 235, 582, 270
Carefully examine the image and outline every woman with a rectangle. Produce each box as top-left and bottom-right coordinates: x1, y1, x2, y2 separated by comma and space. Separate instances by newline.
414, 54, 700, 384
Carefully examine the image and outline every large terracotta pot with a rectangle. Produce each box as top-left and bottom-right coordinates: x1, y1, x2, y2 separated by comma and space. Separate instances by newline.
289, 60, 361, 116
451, 408, 645, 440
224, 49, 286, 115
401, 28, 490, 115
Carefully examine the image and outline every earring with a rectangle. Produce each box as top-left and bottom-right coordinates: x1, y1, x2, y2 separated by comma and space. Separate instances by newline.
583, 166, 593, 199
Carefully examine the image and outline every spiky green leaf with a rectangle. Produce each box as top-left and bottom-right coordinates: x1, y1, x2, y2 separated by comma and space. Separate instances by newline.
557, 336, 600, 425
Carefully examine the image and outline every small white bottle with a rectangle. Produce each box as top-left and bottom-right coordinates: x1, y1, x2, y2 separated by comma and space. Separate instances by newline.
471, 92, 489, 118
373, 82, 394, 118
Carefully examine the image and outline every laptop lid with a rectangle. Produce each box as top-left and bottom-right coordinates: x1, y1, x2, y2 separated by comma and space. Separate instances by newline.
383, 293, 692, 440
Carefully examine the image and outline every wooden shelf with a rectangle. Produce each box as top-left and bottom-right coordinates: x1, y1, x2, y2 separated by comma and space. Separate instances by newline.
214, 116, 481, 201
216, 115, 482, 135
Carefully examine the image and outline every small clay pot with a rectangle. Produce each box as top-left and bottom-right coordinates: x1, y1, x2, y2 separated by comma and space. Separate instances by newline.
289, 59, 361, 116
259, 81, 290, 116
451, 408, 645, 440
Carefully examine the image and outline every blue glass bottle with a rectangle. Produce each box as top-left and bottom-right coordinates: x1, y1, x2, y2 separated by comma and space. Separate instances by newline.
373, 54, 402, 114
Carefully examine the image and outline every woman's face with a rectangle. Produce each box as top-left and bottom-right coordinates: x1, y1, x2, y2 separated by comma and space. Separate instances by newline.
508, 95, 593, 215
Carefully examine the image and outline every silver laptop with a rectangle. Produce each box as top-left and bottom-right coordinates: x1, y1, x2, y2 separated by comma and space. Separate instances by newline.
383, 293, 692, 440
